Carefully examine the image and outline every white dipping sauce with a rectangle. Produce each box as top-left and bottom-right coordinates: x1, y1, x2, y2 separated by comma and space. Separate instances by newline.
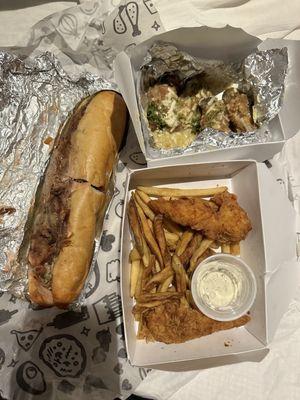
197, 260, 243, 311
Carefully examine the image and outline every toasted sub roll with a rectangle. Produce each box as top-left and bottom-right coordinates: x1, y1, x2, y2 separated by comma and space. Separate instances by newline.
27, 91, 127, 307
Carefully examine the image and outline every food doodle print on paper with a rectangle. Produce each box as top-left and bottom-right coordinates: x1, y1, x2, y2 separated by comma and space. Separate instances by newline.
106, 259, 120, 283
85, 262, 101, 299
39, 335, 87, 378
57, 380, 75, 394
115, 200, 124, 218
0, 348, 5, 370
0, 309, 18, 326
58, 13, 80, 38
100, 230, 116, 251
143, 0, 157, 14
116, 322, 125, 341
92, 293, 122, 325
11, 327, 43, 351
16, 361, 46, 395
47, 306, 90, 329
96, 328, 112, 352
113, 2, 141, 37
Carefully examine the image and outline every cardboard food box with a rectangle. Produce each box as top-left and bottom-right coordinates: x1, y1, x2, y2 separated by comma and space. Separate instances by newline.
115, 27, 300, 167
120, 160, 299, 370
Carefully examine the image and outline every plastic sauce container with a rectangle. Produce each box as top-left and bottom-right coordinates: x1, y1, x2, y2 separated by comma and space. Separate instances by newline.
191, 254, 257, 322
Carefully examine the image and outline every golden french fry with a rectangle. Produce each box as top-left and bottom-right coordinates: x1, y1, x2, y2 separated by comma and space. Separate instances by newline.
128, 198, 144, 255
134, 191, 155, 221
172, 255, 187, 293
163, 218, 183, 236
189, 239, 214, 274
159, 275, 173, 292
144, 266, 173, 290
147, 218, 154, 233
135, 261, 144, 298
137, 185, 228, 198
180, 296, 190, 308
141, 255, 155, 291
231, 243, 240, 255
136, 300, 165, 308
180, 233, 202, 267
221, 244, 231, 254
134, 200, 164, 267
141, 237, 150, 267
136, 189, 151, 204
129, 247, 141, 262
130, 259, 141, 298
153, 214, 172, 269
168, 285, 176, 292
155, 259, 161, 273
175, 230, 194, 256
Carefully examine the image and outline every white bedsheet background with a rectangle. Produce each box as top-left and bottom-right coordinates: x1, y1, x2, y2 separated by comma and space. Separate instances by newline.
0, 1, 300, 399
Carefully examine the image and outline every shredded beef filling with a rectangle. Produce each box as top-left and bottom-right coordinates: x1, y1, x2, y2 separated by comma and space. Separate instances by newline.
28, 97, 92, 288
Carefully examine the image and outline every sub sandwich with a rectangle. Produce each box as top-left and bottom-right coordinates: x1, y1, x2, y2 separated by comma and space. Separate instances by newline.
27, 91, 127, 307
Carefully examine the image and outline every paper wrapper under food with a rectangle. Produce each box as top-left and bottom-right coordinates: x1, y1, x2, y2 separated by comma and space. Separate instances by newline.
139, 42, 288, 159
0, 51, 117, 303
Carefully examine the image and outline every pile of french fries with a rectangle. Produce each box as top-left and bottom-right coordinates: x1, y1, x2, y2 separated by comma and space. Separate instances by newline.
128, 185, 241, 339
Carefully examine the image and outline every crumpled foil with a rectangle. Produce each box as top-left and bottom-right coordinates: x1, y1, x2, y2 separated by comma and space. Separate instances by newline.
0, 51, 116, 299
139, 42, 288, 159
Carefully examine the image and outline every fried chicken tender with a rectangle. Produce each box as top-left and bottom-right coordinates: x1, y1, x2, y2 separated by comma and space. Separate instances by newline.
149, 191, 251, 243
223, 88, 257, 132
142, 300, 250, 344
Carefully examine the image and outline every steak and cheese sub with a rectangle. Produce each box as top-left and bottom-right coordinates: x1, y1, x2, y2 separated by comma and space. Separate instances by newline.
27, 91, 127, 307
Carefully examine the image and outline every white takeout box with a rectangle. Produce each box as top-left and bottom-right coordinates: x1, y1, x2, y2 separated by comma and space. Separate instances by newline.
115, 26, 300, 167
120, 160, 299, 370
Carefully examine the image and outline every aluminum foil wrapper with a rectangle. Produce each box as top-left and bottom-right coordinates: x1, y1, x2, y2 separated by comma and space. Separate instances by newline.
0, 51, 116, 300
139, 42, 288, 159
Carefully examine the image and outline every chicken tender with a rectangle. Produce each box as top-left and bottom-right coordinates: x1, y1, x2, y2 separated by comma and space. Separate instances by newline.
142, 300, 250, 344
149, 197, 218, 232
149, 191, 252, 243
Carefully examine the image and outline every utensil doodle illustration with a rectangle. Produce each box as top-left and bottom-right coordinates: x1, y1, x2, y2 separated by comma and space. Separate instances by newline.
57, 380, 75, 394
115, 200, 124, 218
85, 262, 100, 299
100, 230, 115, 251
11, 327, 43, 351
16, 361, 46, 395
92, 293, 122, 325
39, 335, 86, 378
58, 14, 80, 38
47, 306, 90, 329
129, 151, 147, 166
96, 328, 112, 352
113, 2, 141, 37
106, 259, 120, 283
84, 375, 108, 393
143, 0, 158, 14
0, 309, 18, 326
0, 348, 5, 370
